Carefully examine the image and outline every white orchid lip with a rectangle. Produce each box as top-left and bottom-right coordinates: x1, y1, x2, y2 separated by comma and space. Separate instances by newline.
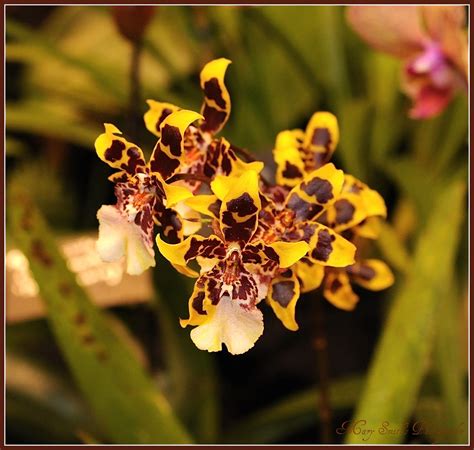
96, 205, 155, 276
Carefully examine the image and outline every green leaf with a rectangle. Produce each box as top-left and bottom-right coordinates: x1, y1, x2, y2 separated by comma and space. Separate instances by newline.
7, 185, 192, 444
346, 179, 466, 444
223, 376, 363, 444
152, 258, 219, 443
375, 221, 411, 274
7, 100, 100, 148
432, 279, 468, 443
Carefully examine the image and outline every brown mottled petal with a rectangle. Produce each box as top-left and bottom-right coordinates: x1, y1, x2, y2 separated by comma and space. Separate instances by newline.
199, 58, 232, 134
156, 233, 226, 270
352, 216, 382, 239
320, 192, 368, 233
285, 163, 344, 222
219, 171, 261, 244
95, 124, 146, 176
305, 222, 356, 267
346, 6, 425, 58
154, 206, 184, 245
267, 268, 301, 331
148, 110, 202, 180
343, 174, 387, 218
180, 279, 211, 327
303, 112, 339, 168
294, 258, 325, 293
347, 259, 394, 291
273, 129, 306, 187
143, 100, 180, 138
323, 271, 359, 311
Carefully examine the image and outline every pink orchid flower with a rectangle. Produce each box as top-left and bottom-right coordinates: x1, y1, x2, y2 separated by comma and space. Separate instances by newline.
347, 6, 468, 119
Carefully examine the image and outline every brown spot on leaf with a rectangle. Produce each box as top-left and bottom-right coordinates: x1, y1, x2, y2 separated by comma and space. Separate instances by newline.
31, 239, 53, 267
59, 282, 73, 297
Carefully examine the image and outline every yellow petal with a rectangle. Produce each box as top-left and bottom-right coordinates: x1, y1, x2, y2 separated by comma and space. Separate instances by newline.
306, 222, 356, 267
95, 123, 146, 175
219, 171, 261, 244
285, 163, 345, 221
267, 269, 301, 331
273, 129, 306, 187
162, 182, 193, 208
294, 258, 325, 293
185, 194, 221, 218
199, 58, 232, 134
323, 271, 359, 311
347, 259, 395, 291
303, 112, 339, 167
148, 109, 203, 180
156, 233, 224, 269
267, 241, 309, 269
180, 281, 210, 327
143, 100, 180, 138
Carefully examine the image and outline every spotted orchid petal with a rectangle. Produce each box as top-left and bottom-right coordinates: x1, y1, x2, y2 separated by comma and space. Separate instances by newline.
199, 58, 232, 134
180, 280, 209, 327
96, 205, 155, 276
303, 112, 340, 169
185, 194, 221, 219
204, 137, 264, 180
294, 258, 325, 293
323, 270, 359, 311
347, 259, 395, 291
156, 233, 226, 273
317, 192, 368, 233
352, 217, 382, 239
144, 100, 180, 138
219, 170, 261, 245
95, 124, 146, 176
267, 268, 301, 331
285, 163, 345, 222
343, 174, 387, 218
273, 129, 306, 187
302, 222, 356, 267
266, 241, 309, 269
149, 109, 203, 180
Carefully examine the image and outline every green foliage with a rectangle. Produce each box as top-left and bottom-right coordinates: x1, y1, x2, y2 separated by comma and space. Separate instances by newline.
7, 184, 192, 444
346, 179, 466, 444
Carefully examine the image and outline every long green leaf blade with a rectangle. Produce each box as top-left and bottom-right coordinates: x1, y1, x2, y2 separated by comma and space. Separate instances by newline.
8, 185, 192, 444
346, 179, 466, 444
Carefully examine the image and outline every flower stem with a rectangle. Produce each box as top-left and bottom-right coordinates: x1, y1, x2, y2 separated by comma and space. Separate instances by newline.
314, 294, 332, 443
128, 39, 142, 138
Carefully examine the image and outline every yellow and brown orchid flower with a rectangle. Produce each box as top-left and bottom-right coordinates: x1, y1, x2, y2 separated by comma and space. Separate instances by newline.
273, 112, 339, 188
95, 110, 201, 275
144, 58, 263, 191
257, 163, 357, 330
157, 170, 309, 354
347, 6, 468, 119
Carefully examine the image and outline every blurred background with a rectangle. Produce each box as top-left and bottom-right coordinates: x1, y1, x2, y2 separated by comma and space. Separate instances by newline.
5, 5, 468, 444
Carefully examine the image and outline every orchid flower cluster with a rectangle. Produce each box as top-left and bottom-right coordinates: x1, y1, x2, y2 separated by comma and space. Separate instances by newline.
95, 58, 394, 355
